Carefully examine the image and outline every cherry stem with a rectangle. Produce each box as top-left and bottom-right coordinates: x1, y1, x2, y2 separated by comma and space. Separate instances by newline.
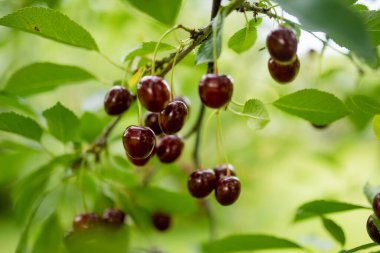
216, 112, 230, 171
78, 158, 89, 212
98, 51, 126, 71
137, 98, 143, 126
151, 25, 181, 76
169, 45, 182, 100
200, 109, 218, 169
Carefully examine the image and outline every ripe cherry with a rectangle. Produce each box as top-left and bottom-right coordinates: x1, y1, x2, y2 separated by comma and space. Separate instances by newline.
159, 101, 188, 134
122, 126, 155, 159
144, 112, 162, 135
214, 164, 236, 182
104, 86, 134, 116
188, 169, 216, 198
373, 193, 380, 220
215, 176, 241, 206
267, 26, 298, 63
367, 214, 380, 244
156, 135, 184, 163
151, 212, 171, 231
173, 96, 191, 114
268, 57, 300, 84
137, 76, 171, 112
198, 74, 233, 109
73, 213, 101, 231
127, 146, 156, 166
103, 208, 126, 227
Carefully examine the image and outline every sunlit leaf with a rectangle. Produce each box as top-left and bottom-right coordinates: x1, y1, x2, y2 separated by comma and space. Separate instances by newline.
228, 18, 261, 54
43, 102, 80, 143
4, 63, 95, 96
124, 42, 174, 62
0, 92, 35, 115
229, 99, 270, 130
374, 115, 380, 142
321, 217, 345, 246
202, 234, 303, 253
0, 112, 43, 141
347, 95, 380, 115
273, 89, 349, 125
0, 7, 98, 50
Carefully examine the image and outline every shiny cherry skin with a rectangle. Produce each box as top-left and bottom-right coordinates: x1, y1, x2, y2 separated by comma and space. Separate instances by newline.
127, 146, 156, 166
215, 176, 241, 206
103, 208, 126, 227
156, 135, 184, 163
187, 169, 216, 198
214, 164, 236, 182
173, 96, 191, 115
268, 57, 300, 84
373, 193, 380, 220
122, 126, 155, 159
266, 26, 298, 63
144, 112, 162, 135
367, 214, 380, 244
73, 213, 101, 231
198, 74, 233, 109
104, 86, 134, 116
137, 76, 171, 112
159, 101, 188, 135
152, 212, 171, 231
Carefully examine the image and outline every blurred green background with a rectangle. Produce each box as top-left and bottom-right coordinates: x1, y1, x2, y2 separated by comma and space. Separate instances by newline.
1, 0, 380, 252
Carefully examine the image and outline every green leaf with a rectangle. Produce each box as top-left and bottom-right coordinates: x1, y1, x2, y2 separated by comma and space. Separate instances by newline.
4, 63, 95, 96
202, 234, 303, 253
294, 200, 368, 222
228, 18, 261, 53
345, 96, 372, 131
273, 89, 349, 125
364, 182, 380, 205
123, 0, 182, 26
0, 92, 35, 115
274, 0, 378, 68
196, 11, 224, 65
79, 112, 106, 143
321, 217, 346, 246
359, 10, 380, 47
124, 41, 175, 62
340, 0, 357, 5
0, 7, 98, 50
351, 4, 369, 11
0, 112, 43, 141
229, 99, 270, 130
374, 115, 380, 142
347, 95, 380, 115
132, 186, 197, 214
32, 214, 64, 253
42, 102, 80, 143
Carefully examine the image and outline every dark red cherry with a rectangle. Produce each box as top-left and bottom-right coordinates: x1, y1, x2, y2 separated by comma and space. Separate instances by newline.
102, 208, 126, 227
268, 57, 300, 84
137, 76, 171, 112
373, 193, 380, 220
156, 135, 184, 163
73, 213, 101, 231
198, 74, 233, 109
144, 112, 162, 135
187, 169, 216, 198
122, 126, 155, 159
173, 96, 191, 114
266, 26, 298, 63
367, 214, 380, 244
159, 101, 188, 134
127, 146, 156, 166
104, 86, 134, 116
215, 176, 241, 206
152, 212, 171, 231
213, 164, 236, 182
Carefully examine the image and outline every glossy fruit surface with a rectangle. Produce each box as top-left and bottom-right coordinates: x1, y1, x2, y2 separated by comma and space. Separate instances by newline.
156, 135, 184, 163
73, 213, 101, 231
144, 112, 162, 135
198, 74, 233, 109
373, 193, 380, 220
187, 169, 216, 198
367, 214, 380, 244
173, 96, 191, 114
127, 146, 155, 166
267, 26, 298, 63
215, 176, 241, 206
159, 101, 188, 134
152, 212, 171, 231
268, 57, 300, 84
103, 208, 125, 227
214, 164, 236, 182
122, 126, 155, 159
137, 76, 170, 112
104, 86, 134, 116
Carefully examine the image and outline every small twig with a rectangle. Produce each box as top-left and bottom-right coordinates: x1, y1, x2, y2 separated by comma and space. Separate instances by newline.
98, 52, 126, 71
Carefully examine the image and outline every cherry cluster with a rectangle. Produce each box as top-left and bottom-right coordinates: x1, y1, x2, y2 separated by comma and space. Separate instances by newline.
367, 193, 380, 244
72, 208, 126, 232
266, 26, 300, 84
